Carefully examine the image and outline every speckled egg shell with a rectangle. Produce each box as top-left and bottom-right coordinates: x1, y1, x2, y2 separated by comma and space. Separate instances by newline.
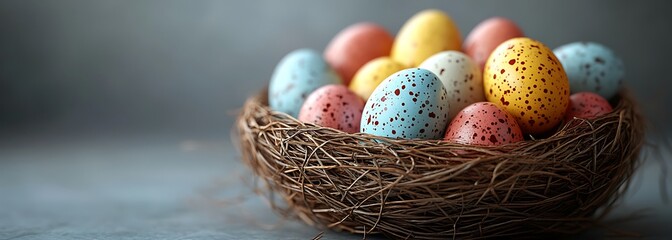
484, 37, 570, 135
444, 102, 523, 145
554, 42, 624, 99
325, 22, 394, 85
349, 57, 406, 100
463, 17, 524, 70
391, 9, 462, 67
298, 85, 365, 133
269, 49, 342, 117
360, 68, 449, 140
419, 51, 484, 120
564, 92, 613, 123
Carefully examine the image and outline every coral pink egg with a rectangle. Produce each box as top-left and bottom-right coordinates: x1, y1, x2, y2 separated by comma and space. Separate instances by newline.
444, 102, 524, 146
463, 17, 524, 70
324, 22, 394, 85
564, 92, 613, 123
298, 85, 365, 133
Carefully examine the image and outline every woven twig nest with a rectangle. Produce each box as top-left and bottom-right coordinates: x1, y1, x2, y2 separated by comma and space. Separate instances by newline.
236, 88, 644, 239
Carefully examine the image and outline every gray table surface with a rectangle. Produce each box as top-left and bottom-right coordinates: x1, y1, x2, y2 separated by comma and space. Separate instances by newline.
1, 132, 670, 239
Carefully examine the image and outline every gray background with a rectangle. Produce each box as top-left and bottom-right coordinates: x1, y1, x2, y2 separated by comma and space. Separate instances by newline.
2, 0, 672, 136
1, 0, 671, 239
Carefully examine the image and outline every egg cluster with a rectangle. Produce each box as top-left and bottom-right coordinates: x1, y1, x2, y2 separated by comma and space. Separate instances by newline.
268, 9, 624, 146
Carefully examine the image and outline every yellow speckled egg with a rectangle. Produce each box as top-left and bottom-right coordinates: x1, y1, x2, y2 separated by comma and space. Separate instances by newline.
484, 37, 570, 135
391, 9, 461, 67
349, 57, 405, 100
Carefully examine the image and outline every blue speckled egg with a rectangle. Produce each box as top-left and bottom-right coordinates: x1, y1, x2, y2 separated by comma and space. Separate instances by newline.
269, 49, 342, 117
554, 42, 624, 99
360, 68, 449, 140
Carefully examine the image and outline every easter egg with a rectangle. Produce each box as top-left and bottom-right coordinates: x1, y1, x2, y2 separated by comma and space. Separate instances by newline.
269, 49, 342, 117
325, 22, 394, 85
554, 42, 625, 99
349, 57, 406, 100
391, 9, 462, 67
419, 51, 484, 120
444, 102, 524, 145
298, 85, 365, 133
484, 37, 570, 135
564, 92, 613, 123
463, 17, 524, 70
360, 68, 449, 140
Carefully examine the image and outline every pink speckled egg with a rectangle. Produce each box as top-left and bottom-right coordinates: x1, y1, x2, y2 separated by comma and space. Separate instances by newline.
298, 85, 365, 133
564, 92, 613, 123
444, 102, 524, 146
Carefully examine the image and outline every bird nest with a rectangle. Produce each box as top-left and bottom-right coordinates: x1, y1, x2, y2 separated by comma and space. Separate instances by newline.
235, 88, 644, 239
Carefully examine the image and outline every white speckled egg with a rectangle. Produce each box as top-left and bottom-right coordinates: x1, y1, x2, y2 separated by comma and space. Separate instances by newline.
554, 42, 624, 99
269, 49, 342, 117
360, 68, 449, 140
419, 51, 484, 120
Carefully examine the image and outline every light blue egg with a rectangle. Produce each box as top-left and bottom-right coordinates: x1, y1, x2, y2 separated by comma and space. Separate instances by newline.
554, 42, 624, 99
269, 49, 342, 117
360, 68, 450, 140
